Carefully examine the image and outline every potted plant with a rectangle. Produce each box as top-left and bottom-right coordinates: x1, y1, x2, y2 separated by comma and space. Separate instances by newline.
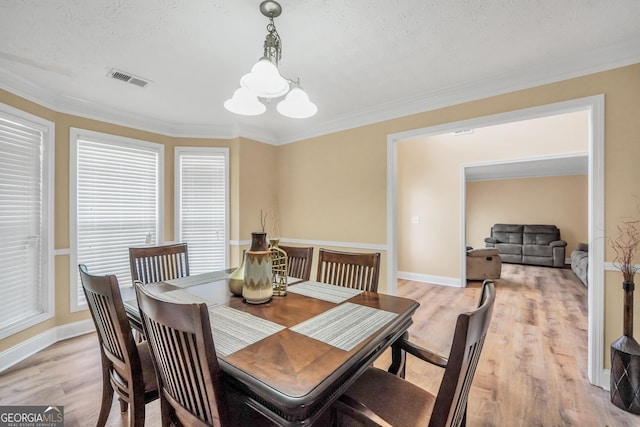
609, 217, 640, 414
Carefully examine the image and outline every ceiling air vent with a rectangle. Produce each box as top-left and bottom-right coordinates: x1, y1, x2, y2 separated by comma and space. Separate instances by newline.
107, 68, 151, 88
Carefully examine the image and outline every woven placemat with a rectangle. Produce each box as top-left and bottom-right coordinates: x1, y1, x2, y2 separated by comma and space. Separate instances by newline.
290, 302, 397, 351
208, 305, 285, 357
287, 281, 362, 303
154, 289, 216, 306
164, 271, 229, 288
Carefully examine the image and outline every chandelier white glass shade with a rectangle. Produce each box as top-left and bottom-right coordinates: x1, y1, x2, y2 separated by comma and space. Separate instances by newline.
223, 88, 266, 116
240, 58, 289, 99
276, 81, 318, 118
224, 1, 317, 119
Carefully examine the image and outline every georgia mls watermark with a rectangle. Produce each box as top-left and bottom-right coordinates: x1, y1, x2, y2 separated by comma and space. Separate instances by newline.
0, 406, 63, 427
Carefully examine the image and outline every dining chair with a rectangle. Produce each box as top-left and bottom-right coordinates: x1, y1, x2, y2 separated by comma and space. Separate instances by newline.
333, 280, 496, 427
279, 245, 314, 281
129, 243, 189, 285
78, 264, 158, 427
134, 282, 233, 426
316, 248, 381, 292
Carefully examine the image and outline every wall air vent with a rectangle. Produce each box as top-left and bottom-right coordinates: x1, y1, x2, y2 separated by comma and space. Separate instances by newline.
107, 68, 151, 88
453, 129, 474, 136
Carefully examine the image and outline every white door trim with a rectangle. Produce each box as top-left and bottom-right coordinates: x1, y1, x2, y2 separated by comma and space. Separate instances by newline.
386, 94, 605, 388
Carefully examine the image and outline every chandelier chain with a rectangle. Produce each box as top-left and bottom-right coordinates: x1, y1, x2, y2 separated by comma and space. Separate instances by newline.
264, 17, 282, 65
224, 0, 317, 118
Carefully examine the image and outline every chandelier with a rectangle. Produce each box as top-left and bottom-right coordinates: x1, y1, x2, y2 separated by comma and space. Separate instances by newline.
224, 1, 317, 119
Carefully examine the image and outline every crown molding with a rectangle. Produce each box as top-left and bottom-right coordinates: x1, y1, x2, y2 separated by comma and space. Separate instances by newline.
274, 38, 640, 145
0, 68, 245, 139
2, 39, 639, 146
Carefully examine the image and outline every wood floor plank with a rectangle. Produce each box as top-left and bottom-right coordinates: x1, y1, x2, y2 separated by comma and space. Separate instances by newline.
377, 264, 640, 427
1, 263, 639, 426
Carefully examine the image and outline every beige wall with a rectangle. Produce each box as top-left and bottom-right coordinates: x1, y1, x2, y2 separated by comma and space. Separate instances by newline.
2, 64, 640, 371
232, 138, 279, 265
466, 175, 588, 252
275, 128, 389, 289
276, 128, 387, 243
276, 64, 640, 369
396, 111, 588, 277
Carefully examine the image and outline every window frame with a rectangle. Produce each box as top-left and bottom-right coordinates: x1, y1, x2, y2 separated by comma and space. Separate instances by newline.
174, 146, 229, 273
0, 103, 55, 339
69, 128, 164, 312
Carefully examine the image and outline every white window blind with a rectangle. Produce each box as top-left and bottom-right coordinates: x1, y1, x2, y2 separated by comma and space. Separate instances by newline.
175, 148, 228, 274
0, 106, 54, 339
71, 130, 163, 310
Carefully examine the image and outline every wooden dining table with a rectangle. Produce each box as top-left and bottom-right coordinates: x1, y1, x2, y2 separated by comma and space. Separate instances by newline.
121, 270, 419, 426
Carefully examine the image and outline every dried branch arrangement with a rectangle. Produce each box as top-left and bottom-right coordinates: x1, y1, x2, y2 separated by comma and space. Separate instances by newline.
260, 209, 267, 233
609, 218, 640, 283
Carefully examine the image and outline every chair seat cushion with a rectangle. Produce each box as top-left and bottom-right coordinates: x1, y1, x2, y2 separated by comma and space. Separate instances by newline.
109, 341, 158, 396
495, 243, 522, 255
523, 244, 553, 257
342, 367, 435, 427
137, 341, 159, 393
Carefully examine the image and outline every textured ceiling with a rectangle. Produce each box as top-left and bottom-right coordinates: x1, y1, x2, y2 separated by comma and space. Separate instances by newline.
1, 0, 639, 144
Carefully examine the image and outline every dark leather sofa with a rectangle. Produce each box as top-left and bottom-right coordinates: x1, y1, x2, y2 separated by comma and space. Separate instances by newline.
570, 243, 588, 286
484, 224, 567, 268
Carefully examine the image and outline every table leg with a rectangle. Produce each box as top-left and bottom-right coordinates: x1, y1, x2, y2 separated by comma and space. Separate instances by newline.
388, 331, 408, 378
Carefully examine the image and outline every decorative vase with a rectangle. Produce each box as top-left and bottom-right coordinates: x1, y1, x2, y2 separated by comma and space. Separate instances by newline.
269, 238, 288, 296
243, 232, 273, 304
228, 250, 246, 297
611, 280, 640, 414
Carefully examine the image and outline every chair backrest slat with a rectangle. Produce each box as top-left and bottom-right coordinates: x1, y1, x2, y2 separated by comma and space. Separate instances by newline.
80, 264, 135, 369
88, 292, 124, 360
78, 264, 158, 426
130, 243, 189, 284
279, 245, 313, 281
430, 280, 496, 427
316, 248, 381, 292
135, 282, 231, 426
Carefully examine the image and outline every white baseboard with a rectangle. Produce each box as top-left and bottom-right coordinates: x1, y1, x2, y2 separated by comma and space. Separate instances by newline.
600, 369, 611, 391
397, 271, 463, 287
0, 319, 95, 373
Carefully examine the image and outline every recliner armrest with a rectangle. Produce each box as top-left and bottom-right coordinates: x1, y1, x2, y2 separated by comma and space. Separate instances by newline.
550, 240, 567, 247
467, 248, 499, 257
484, 237, 497, 244
575, 242, 588, 252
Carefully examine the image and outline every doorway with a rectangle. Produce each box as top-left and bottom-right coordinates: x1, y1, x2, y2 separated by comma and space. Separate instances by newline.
386, 94, 605, 387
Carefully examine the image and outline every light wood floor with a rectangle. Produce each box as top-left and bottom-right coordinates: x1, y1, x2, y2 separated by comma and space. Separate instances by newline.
1, 263, 638, 426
